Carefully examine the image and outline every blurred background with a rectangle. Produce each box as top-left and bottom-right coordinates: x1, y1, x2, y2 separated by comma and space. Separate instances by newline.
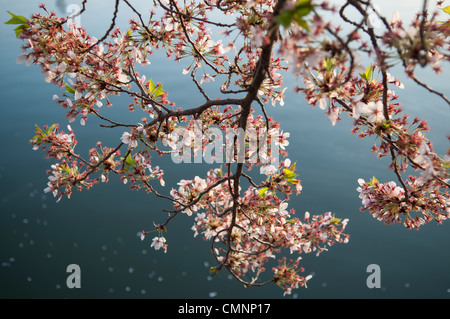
0, 0, 449, 299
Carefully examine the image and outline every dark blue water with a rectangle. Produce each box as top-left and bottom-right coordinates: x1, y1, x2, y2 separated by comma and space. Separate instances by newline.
1, 0, 449, 299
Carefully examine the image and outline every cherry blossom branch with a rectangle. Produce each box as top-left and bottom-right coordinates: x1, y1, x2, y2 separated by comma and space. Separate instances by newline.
157, 0, 235, 28
73, 142, 124, 184
189, 63, 211, 101
351, 4, 414, 200
214, 0, 288, 279
168, 175, 234, 215
122, 0, 161, 41
96, 111, 138, 128
163, 0, 224, 74
145, 98, 243, 127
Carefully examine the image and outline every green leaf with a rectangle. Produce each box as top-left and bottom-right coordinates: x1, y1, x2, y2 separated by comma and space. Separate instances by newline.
46, 124, 57, 135
32, 124, 47, 144
381, 121, 390, 130
153, 83, 164, 97
368, 176, 379, 187
258, 187, 269, 197
294, 17, 309, 30
148, 78, 164, 97
35, 124, 45, 136
359, 65, 373, 82
209, 267, 219, 275
148, 78, 156, 92
5, 11, 28, 25
64, 83, 75, 94
297, 0, 312, 5
275, 11, 293, 28
330, 217, 342, 225
280, 162, 299, 184
294, 4, 313, 18
125, 154, 135, 166
286, 161, 297, 172
5, 11, 28, 36
294, 1, 313, 30
14, 25, 27, 36
282, 168, 299, 183
121, 153, 136, 172
275, 0, 313, 29
323, 58, 335, 71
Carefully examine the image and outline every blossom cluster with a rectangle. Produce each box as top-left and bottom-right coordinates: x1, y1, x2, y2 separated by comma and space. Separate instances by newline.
283, 4, 450, 229
357, 176, 449, 229
179, 162, 348, 295
383, 9, 448, 74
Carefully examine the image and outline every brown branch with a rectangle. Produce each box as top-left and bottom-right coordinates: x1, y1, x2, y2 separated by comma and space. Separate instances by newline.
65, 0, 88, 23
72, 142, 124, 184
78, 0, 120, 54
409, 73, 450, 106
145, 98, 243, 128
211, 0, 288, 277
419, 0, 429, 57
157, 0, 235, 28
190, 63, 211, 101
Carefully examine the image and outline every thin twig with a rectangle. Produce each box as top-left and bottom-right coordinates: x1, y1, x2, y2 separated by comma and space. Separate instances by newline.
78, 0, 120, 54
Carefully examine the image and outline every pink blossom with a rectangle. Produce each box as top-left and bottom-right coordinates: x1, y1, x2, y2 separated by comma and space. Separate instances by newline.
366, 101, 385, 123
121, 131, 138, 149
151, 236, 167, 253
